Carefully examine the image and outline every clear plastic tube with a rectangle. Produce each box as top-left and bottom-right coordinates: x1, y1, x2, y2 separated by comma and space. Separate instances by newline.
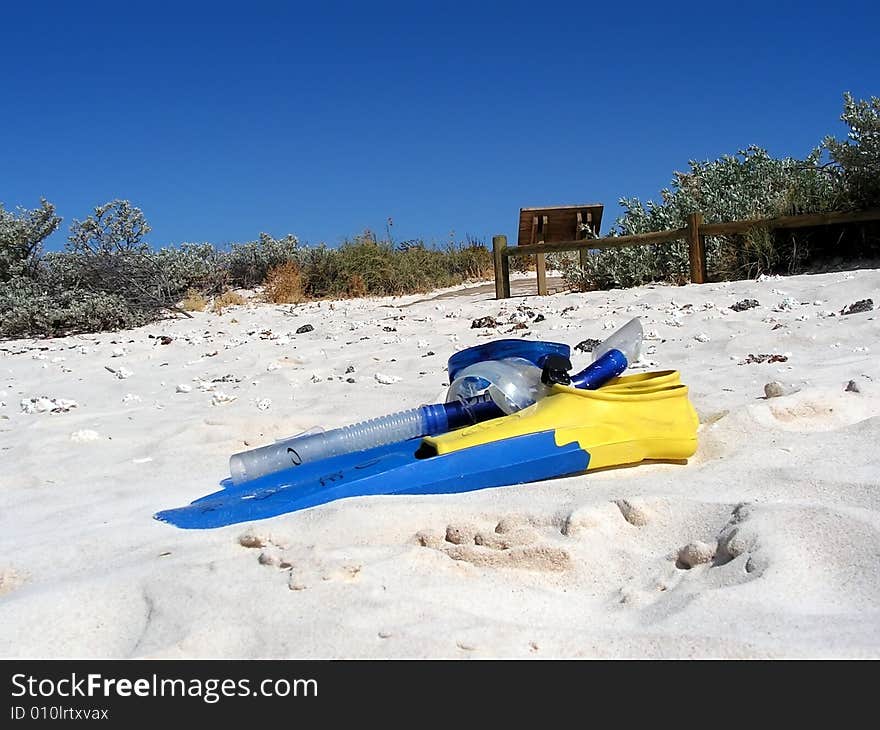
592, 317, 642, 363
229, 408, 429, 483
228, 396, 499, 483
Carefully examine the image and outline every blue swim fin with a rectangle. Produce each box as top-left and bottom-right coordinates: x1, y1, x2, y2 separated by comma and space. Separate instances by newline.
154, 431, 589, 529
155, 373, 698, 530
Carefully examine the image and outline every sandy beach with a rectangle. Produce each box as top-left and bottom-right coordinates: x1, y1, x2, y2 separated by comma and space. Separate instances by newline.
1, 269, 878, 658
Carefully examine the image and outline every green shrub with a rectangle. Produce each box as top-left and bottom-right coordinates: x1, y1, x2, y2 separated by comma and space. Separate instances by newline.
227, 233, 299, 288
0, 199, 61, 282
293, 245, 342, 298
336, 237, 400, 294
442, 240, 495, 280
155, 243, 229, 298
554, 144, 845, 290
287, 233, 492, 299
64, 199, 174, 314
0, 198, 494, 338
558, 94, 880, 291
0, 275, 147, 338
825, 92, 880, 209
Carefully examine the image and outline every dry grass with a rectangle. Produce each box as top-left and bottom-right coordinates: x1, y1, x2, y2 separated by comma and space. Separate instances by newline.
345, 273, 368, 298
211, 290, 246, 313
181, 289, 208, 312
263, 261, 304, 304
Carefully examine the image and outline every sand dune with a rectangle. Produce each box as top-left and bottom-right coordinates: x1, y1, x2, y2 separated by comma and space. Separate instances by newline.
1, 269, 878, 658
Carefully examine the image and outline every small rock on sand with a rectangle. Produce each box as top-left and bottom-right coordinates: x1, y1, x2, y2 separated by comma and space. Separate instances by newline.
211, 391, 237, 406
574, 338, 601, 353
20, 397, 78, 414
238, 533, 267, 549
470, 316, 498, 329
105, 365, 133, 379
845, 380, 861, 393
729, 299, 760, 312
677, 541, 716, 569
374, 373, 402, 385
70, 429, 101, 443
741, 353, 789, 365
773, 297, 798, 312
840, 299, 873, 316
445, 524, 478, 545
764, 381, 787, 398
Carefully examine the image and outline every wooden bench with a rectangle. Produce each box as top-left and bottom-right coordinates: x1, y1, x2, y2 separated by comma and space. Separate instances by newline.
518, 204, 604, 295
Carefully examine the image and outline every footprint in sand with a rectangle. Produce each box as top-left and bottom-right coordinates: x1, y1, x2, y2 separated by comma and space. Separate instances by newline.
614, 499, 652, 527
0, 567, 25, 596
237, 530, 362, 591
414, 499, 658, 574
670, 503, 765, 582
415, 517, 571, 571
752, 390, 877, 433
711, 503, 767, 577
615, 502, 766, 609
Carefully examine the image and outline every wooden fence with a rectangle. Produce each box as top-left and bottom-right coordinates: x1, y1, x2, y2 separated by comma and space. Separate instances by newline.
492, 208, 880, 299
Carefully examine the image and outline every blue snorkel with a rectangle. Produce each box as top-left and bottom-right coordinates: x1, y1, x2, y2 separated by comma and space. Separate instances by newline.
227, 318, 643, 484
570, 317, 642, 388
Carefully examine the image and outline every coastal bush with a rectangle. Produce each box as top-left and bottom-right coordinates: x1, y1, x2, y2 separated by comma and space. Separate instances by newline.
155, 243, 229, 297
0, 199, 61, 281
292, 245, 342, 298
556, 94, 880, 292
11, 94, 876, 337
288, 233, 493, 299
553, 145, 844, 290
1, 195, 494, 339
442, 240, 495, 280
0, 200, 185, 337
0, 274, 147, 337
64, 199, 180, 315
825, 92, 880, 209
227, 233, 299, 288
335, 236, 400, 294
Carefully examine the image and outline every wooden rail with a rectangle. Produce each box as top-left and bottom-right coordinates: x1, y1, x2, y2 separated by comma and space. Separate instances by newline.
699, 208, 880, 235
493, 207, 880, 298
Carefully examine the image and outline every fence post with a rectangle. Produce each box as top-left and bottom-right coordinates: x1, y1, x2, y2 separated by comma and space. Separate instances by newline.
687, 212, 707, 284
493, 235, 511, 299
535, 215, 549, 296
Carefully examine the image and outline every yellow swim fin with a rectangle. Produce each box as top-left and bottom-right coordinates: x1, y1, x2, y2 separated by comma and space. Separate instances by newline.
600, 369, 681, 393
424, 371, 699, 471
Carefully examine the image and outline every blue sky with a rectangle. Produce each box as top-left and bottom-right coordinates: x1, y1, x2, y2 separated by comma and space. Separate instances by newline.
2, 0, 878, 250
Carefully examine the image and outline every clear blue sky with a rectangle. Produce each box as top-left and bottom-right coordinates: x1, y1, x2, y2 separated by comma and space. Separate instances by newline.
2, 0, 877, 251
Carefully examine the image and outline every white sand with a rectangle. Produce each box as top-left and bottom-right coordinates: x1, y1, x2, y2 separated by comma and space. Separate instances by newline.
1, 269, 879, 658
